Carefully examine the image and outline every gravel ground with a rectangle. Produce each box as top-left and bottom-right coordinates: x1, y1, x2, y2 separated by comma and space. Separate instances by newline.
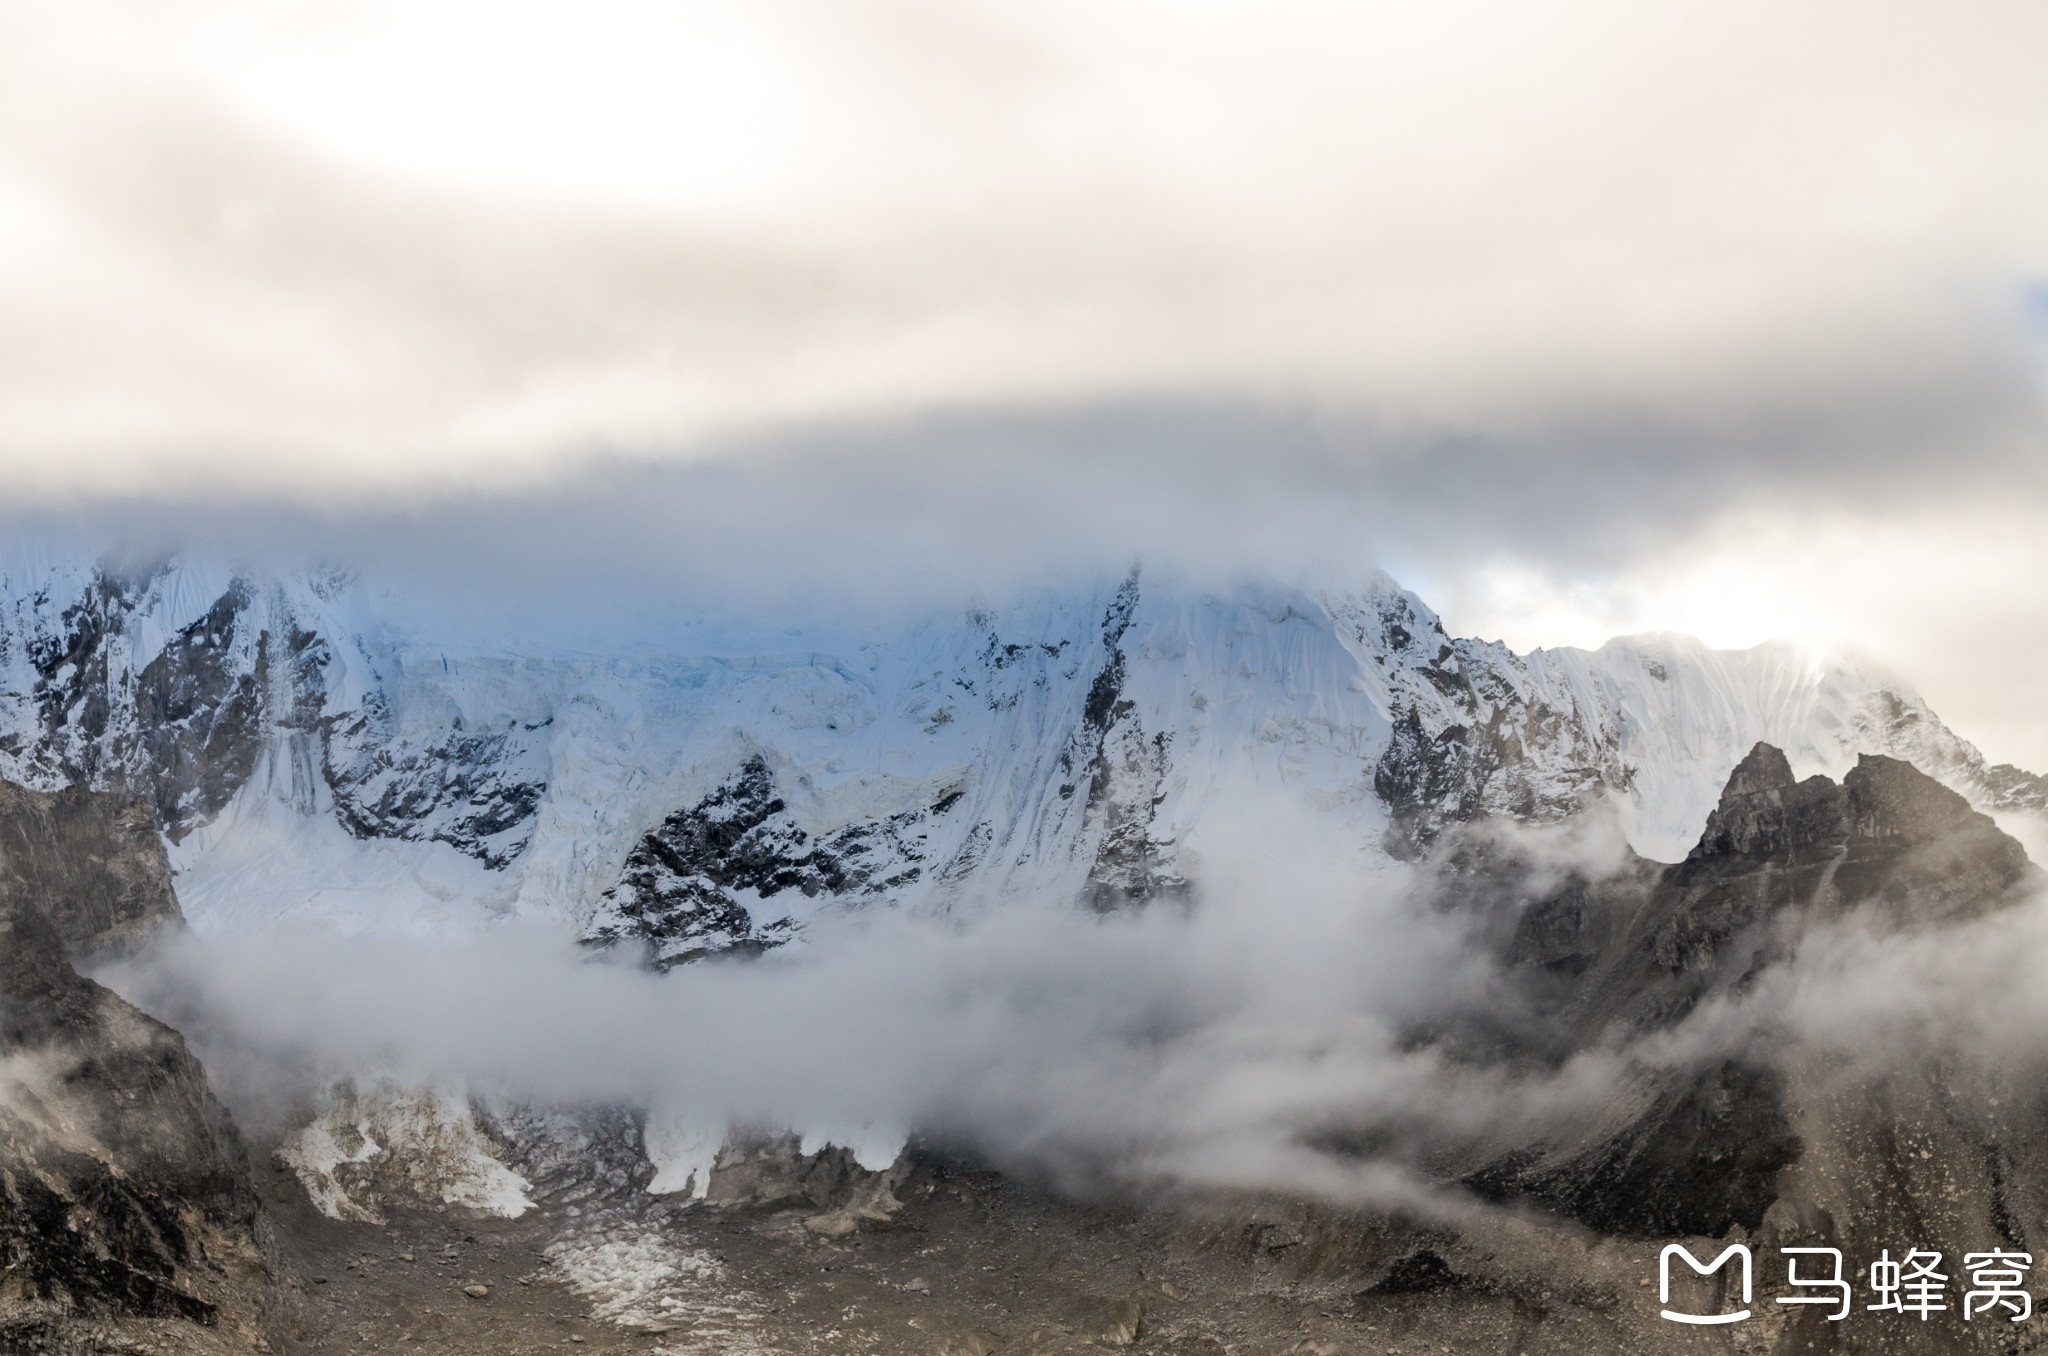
256, 1148, 1662, 1356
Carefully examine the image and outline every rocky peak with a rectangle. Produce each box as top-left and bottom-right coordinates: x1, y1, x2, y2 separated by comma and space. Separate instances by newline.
1684, 743, 2031, 901
1718, 740, 1794, 797
1687, 742, 1845, 859
1844, 751, 1981, 840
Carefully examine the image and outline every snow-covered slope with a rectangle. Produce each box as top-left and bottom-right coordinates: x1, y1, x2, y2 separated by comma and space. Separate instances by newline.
0, 555, 2037, 953
1523, 634, 2046, 860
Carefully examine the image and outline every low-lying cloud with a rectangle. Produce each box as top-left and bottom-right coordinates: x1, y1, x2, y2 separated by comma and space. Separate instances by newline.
71, 754, 2048, 1229
97, 801, 1606, 1210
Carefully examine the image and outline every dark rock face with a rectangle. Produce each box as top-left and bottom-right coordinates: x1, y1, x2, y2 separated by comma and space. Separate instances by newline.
1067, 573, 1186, 912
8, 571, 267, 842
1358, 586, 1625, 860
1845, 749, 1986, 840
480, 1103, 657, 1206
271, 624, 551, 869
1690, 742, 2026, 872
1332, 746, 2048, 1352
0, 564, 553, 867
1687, 742, 1844, 858
1456, 745, 2037, 1239
0, 780, 182, 959
583, 756, 956, 966
9, 570, 141, 785
1468, 1061, 1799, 1239
0, 908, 252, 1325
0, 781, 271, 1347
130, 584, 271, 839
1375, 706, 1500, 861
1372, 699, 1608, 860
324, 710, 549, 869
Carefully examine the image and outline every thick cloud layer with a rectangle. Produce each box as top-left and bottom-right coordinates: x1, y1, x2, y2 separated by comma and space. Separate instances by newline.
0, 0, 2043, 488
8, 411, 2047, 772
2, 1, 2046, 764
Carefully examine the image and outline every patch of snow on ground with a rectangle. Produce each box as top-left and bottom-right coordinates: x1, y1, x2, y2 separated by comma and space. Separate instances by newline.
545, 1214, 781, 1353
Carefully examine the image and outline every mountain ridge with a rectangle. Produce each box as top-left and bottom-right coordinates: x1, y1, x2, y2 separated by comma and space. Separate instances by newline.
0, 554, 2036, 958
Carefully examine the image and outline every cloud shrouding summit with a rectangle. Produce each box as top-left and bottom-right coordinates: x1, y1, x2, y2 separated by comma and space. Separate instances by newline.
0, 0, 2042, 491
2, 1, 2045, 768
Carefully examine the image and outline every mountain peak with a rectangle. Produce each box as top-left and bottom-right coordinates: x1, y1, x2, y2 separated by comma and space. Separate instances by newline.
1845, 751, 1983, 841
1725, 741, 1795, 795
1688, 742, 1842, 859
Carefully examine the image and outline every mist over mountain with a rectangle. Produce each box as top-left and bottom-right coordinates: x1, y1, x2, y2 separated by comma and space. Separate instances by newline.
0, 531, 2038, 1353
4, 1, 2046, 1350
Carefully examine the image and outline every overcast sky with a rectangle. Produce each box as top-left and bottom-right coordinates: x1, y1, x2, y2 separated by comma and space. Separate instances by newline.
1, 0, 2045, 765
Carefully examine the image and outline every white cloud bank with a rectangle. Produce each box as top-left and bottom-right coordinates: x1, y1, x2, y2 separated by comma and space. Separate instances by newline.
0, 0, 2042, 490
2, 0, 2045, 768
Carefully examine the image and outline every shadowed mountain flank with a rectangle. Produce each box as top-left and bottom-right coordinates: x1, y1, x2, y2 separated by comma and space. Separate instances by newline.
0, 779, 184, 959
0, 782, 274, 1352
1451, 746, 2035, 1237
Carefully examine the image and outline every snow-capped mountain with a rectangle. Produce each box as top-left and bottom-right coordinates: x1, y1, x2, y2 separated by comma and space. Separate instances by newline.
0, 553, 2037, 959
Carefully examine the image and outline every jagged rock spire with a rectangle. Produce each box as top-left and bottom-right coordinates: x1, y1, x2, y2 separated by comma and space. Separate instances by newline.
1689, 742, 1844, 858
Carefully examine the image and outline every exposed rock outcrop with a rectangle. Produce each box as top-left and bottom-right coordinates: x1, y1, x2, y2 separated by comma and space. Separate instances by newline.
0, 562, 548, 866
0, 782, 274, 1351
1068, 574, 1186, 912
703, 1131, 912, 1238
0, 779, 183, 959
582, 755, 957, 965
1460, 746, 2037, 1240
1173, 743, 2041, 1356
